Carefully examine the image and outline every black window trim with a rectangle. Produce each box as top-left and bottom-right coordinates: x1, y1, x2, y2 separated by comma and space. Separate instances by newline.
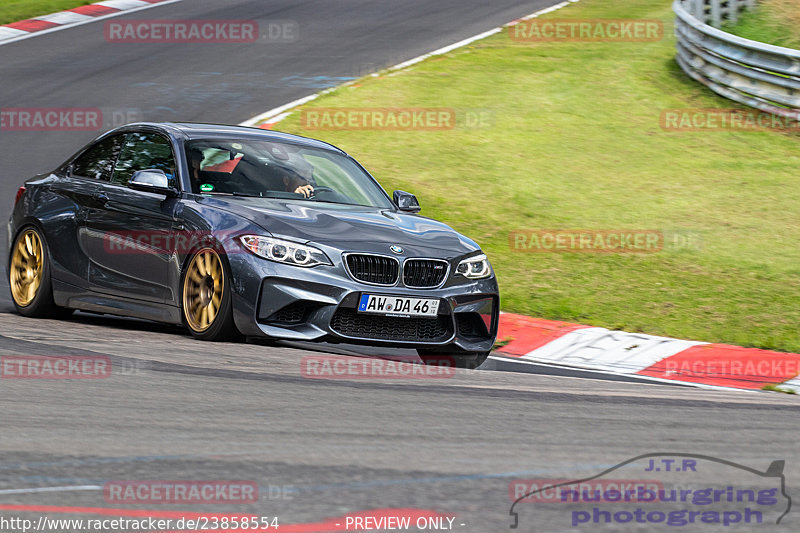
67, 133, 126, 182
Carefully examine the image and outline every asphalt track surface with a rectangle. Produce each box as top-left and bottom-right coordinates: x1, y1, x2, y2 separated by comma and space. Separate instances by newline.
1, 1, 799, 532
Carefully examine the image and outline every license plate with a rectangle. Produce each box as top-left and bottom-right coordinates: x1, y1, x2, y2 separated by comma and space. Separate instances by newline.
358, 294, 440, 318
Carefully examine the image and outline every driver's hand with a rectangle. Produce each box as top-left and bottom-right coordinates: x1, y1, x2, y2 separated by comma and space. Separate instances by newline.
294, 184, 314, 198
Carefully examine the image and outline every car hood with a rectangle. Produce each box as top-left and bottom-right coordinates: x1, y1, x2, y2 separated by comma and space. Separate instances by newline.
200, 196, 480, 256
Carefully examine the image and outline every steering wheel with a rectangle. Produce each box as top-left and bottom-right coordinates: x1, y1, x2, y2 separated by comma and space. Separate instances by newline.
310, 186, 335, 197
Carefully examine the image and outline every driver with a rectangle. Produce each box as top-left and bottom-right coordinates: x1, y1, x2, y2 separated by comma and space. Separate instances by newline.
186, 147, 206, 192
283, 170, 314, 198
276, 155, 316, 198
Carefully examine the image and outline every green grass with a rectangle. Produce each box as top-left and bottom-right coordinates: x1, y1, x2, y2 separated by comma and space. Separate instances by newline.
0, 1, 93, 25
269, 0, 800, 353
722, 0, 800, 49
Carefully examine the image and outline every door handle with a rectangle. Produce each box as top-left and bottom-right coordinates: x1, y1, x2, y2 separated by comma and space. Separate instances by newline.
92, 192, 109, 204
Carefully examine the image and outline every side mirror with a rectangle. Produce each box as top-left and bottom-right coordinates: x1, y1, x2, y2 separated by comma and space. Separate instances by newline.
393, 190, 421, 213
130, 169, 178, 197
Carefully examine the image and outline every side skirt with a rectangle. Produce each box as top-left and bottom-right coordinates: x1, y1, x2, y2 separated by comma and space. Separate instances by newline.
53, 279, 182, 324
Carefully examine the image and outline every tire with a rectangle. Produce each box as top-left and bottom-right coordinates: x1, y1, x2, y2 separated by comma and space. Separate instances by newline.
417, 349, 490, 370
181, 247, 239, 341
8, 226, 72, 318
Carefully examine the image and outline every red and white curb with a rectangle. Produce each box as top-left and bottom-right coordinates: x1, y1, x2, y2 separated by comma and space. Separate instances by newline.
0, 0, 180, 46
494, 313, 800, 392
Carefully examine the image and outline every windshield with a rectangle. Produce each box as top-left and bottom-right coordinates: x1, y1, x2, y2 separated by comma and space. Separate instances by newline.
184, 138, 393, 208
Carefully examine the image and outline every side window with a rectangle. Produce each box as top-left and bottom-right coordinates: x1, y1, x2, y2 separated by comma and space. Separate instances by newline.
111, 132, 177, 188
71, 135, 124, 181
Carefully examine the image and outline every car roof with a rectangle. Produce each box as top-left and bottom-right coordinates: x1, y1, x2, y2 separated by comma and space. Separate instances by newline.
120, 122, 344, 153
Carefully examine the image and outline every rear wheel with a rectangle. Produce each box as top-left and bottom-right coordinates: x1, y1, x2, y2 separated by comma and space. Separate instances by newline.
181, 247, 238, 341
9, 226, 71, 318
417, 349, 490, 370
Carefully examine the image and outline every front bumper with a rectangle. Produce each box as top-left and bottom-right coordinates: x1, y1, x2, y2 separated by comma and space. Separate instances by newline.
228, 251, 499, 353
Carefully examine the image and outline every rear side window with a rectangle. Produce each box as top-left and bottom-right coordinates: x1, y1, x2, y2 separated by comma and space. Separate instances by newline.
111, 132, 177, 188
71, 135, 124, 181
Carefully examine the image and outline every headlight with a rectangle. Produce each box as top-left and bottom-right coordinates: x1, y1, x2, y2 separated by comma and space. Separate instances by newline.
239, 235, 331, 267
455, 253, 491, 279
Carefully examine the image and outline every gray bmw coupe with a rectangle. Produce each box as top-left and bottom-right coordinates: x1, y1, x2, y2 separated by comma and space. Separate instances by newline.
7, 123, 498, 367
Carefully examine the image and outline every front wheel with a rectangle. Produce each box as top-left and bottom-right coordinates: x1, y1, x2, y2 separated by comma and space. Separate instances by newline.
181, 247, 238, 341
417, 349, 490, 370
9, 226, 71, 318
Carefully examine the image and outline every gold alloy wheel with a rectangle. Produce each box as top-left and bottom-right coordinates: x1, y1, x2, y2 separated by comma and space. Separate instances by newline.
183, 248, 224, 333
10, 229, 44, 307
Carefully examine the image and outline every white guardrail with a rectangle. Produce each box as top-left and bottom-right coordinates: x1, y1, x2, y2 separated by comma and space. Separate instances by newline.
673, 0, 800, 119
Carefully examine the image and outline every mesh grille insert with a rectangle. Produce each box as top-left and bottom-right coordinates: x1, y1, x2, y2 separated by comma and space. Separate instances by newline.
403, 259, 448, 288
330, 308, 451, 342
345, 254, 400, 285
